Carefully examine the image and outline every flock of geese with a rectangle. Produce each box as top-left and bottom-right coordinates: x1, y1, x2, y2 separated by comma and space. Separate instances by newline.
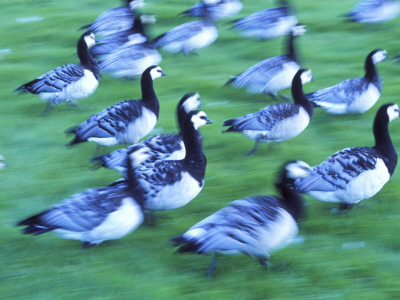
11, 0, 400, 277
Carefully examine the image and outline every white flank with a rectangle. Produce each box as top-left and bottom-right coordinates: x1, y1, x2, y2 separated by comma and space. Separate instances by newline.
88, 136, 118, 147
120, 107, 157, 144
255, 209, 298, 257
162, 24, 218, 54
241, 16, 297, 40
144, 172, 204, 210
262, 62, 299, 94
54, 197, 143, 244
39, 69, 98, 104
308, 158, 390, 204
243, 107, 310, 143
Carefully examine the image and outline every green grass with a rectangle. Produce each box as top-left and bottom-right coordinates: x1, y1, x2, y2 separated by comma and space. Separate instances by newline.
2, 0, 400, 299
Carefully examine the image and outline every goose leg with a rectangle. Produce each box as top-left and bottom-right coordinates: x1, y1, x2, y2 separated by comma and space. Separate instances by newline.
246, 140, 260, 156
40, 101, 55, 116
258, 257, 269, 270
206, 252, 218, 278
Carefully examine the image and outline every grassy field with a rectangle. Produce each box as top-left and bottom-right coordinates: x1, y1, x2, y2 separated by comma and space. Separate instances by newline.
2, 0, 400, 298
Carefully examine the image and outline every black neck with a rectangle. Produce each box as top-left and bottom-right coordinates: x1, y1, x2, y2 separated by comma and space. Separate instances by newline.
177, 106, 187, 130
286, 32, 297, 61
77, 35, 100, 79
291, 72, 313, 117
373, 114, 397, 175
364, 53, 378, 82
140, 72, 159, 117
277, 179, 303, 221
182, 122, 204, 162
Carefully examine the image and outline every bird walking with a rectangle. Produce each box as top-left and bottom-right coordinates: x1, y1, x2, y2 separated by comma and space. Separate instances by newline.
226, 24, 306, 99
92, 92, 202, 176
289, 103, 399, 210
66, 65, 166, 148
306, 49, 387, 114
17, 180, 144, 248
223, 69, 314, 155
171, 160, 304, 277
14, 31, 101, 113
126, 110, 212, 212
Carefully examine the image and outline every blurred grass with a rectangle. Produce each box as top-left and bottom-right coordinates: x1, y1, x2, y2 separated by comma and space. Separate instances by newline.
2, 0, 400, 299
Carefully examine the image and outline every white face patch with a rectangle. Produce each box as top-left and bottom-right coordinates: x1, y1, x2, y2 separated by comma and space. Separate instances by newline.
387, 104, 400, 122
84, 33, 96, 48
183, 93, 201, 113
130, 0, 145, 10
191, 111, 210, 130
292, 25, 307, 36
300, 69, 313, 85
150, 66, 165, 80
286, 161, 312, 179
372, 50, 387, 64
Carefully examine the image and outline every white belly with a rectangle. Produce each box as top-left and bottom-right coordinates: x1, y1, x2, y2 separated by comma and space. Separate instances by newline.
144, 172, 204, 211
308, 159, 390, 204
54, 197, 143, 245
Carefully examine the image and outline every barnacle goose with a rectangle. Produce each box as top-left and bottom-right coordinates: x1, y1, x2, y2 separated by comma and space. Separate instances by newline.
343, 0, 400, 24
171, 161, 304, 277
151, 19, 218, 55
90, 14, 154, 60
98, 37, 162, 79
14, 31, 100, 113
223, 69, 313, 155
306, 49, 387, 114
80, 0, 145, 37
181, 0, 243, 20
66, 65, 165, 147
289, 103, 399, 210
17, 180, 144, 247
127, 110, 212, 212
231, 0, 298, 40
226, 24, 306, 99
92, 92, 202, 176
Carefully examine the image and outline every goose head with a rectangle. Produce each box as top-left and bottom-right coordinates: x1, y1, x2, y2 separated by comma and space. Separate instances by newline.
180, 92, 202, 113
129, 0, 145, 10
83, 32, 97, 49
147, 65, 166, 80
384, 103, 400, 122
370, 49, 387, 64
189, 110, 213, 130
284, 160, 312, 181
299, 68, 313, 85
291, 24, 307, 36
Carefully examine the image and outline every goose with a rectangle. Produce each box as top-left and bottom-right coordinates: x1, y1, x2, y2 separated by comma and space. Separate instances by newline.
98, 38, 162, 79
223, 69, 313, 155
181, 0, 243, 20
80, 0, 145, 37
226, 24, 306, 99
14, 31, 100, 113
289, 103, 399, 210
17, 180, 144, 248
151, 19, 218, 55
127, 110, 212, 212
231, 0, 298, 40
171, 160, 304, 277
306, 49, 387, 114
343, 0, 400, 24
90, 14, 155, 60
92, 92, 202, 176
66, 65, 165, 147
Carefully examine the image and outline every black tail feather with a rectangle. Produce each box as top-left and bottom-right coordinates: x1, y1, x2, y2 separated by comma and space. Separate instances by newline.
170, 235, 200, 253
17, 214, 53, 236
